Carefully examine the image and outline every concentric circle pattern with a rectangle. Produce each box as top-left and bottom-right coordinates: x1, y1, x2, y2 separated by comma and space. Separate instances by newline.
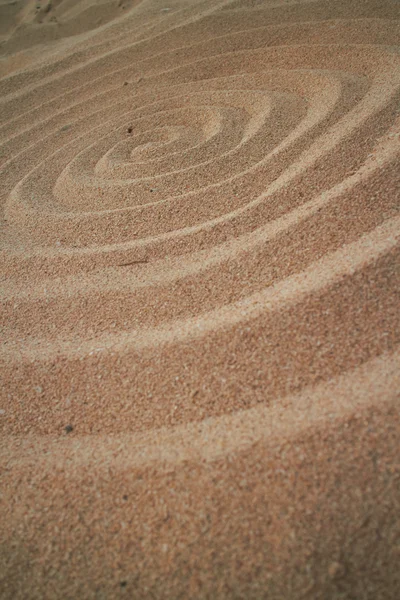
1, 0, 400, 597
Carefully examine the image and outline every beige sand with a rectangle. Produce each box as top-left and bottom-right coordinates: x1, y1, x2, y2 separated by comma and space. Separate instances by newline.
1, 0, 400, 597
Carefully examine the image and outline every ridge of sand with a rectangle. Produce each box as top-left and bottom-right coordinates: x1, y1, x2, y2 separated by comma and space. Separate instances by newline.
1, 1, 400, 598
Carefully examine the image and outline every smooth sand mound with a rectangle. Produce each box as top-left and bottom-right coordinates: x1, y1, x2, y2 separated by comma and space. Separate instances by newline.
1, 0, 400, 597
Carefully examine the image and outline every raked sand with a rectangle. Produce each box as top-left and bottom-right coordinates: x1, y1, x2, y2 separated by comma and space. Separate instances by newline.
0, 0, 400, 597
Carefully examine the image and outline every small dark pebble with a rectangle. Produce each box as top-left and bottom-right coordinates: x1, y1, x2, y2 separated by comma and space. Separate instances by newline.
123, 495, 128, 501
120, 581, 127, 588
65, 424, 73, 433
127, 126, 133, 134
123, 81, 129, 86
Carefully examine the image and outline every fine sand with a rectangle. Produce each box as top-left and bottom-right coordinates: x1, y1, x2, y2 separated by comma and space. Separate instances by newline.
1, 0, 400, 597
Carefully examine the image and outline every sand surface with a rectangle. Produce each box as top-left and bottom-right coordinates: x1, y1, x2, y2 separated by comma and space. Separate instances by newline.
1, 0, 400, 597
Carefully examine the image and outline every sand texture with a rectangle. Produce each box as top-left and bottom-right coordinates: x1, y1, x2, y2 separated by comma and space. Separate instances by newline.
1, 0, 400, 597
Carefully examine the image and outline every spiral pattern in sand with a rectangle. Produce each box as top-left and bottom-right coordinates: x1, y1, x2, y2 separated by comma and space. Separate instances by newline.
1, 0, 400, 597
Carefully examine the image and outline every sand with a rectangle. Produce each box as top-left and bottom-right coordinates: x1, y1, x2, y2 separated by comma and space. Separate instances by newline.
1, 0, 400, 597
